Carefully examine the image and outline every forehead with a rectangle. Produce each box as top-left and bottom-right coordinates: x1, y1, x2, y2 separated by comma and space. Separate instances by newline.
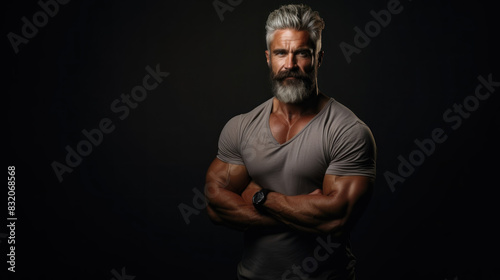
270, 29, 313, 49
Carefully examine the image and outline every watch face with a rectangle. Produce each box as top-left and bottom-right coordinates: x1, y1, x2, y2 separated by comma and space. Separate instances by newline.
253, 191, 264, 204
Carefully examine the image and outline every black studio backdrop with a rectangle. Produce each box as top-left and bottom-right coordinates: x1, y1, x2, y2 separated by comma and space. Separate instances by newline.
3, 0, 499, 279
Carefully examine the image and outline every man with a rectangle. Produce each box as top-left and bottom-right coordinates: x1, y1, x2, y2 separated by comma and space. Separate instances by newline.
205, 4, 376, 280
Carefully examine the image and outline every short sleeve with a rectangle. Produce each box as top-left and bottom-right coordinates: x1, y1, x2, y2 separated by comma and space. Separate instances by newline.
216, 115, 245, 165
326, 122, 377, 178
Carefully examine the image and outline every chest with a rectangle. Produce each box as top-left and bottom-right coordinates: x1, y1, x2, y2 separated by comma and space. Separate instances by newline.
269, 113, 316, 144
240, 121, 329, 194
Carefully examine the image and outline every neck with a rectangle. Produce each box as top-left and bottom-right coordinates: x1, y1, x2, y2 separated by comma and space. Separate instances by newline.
273, 89, 326, 121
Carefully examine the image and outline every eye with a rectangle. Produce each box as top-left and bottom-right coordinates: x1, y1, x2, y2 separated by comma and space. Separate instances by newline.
297, 50, 311, 57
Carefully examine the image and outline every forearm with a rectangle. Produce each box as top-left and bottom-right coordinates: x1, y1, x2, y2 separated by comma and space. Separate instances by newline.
260, 176, 373, 235
206, 187, 282, 231
263, 192, 347, 234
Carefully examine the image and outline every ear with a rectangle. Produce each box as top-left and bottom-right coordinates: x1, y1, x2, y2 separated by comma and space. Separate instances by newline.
317, 50, 325, 67
265, 50, 270, 65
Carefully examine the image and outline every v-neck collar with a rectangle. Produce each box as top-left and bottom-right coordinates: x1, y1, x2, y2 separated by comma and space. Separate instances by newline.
266, 97, 334, 146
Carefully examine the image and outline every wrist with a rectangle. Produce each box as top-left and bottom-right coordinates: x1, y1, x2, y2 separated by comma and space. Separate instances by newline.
252, 189, 272, 212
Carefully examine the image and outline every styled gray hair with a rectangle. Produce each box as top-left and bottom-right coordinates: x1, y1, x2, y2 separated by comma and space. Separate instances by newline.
265, 4, 325, 54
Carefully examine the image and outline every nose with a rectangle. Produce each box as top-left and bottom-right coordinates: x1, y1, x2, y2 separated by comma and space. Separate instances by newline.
284, 53, 297, 70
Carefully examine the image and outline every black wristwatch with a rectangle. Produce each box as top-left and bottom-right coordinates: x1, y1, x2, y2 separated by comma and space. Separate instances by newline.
252, 189, 272, 211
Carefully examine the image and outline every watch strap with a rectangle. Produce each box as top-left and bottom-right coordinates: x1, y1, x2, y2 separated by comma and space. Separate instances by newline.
253, 189, 272, 211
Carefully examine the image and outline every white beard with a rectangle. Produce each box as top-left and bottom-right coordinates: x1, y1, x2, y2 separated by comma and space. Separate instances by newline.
272, 78, 312, 104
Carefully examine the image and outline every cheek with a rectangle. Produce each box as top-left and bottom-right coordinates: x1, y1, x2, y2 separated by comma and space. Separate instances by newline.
270, 56, 282, 67
299, 60, 314, 73
270, 58, 283, 73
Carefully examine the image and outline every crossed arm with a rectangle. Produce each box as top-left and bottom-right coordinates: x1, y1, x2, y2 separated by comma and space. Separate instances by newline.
205, 158, 374, 235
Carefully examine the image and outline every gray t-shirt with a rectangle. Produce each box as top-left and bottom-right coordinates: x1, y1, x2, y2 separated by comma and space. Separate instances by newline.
217, 97, 376, 280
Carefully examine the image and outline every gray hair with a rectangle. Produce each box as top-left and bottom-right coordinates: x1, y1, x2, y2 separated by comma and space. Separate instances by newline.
265, 4, 325, 54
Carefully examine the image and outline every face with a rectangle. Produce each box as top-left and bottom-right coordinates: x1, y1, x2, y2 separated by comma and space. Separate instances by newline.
266, 29, 322, 104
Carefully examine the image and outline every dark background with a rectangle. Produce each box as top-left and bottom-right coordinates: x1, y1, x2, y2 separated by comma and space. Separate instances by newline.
3, 0, 499, 279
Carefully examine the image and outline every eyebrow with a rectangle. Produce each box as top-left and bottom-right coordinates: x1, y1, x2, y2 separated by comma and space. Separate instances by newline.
272, 48, 313, 55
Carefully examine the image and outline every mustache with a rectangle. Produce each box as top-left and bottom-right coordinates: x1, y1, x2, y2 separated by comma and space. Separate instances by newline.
272, 69, 311, 81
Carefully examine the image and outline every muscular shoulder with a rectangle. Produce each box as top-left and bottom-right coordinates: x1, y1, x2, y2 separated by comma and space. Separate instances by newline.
221, 98, 272, 134
323, 98, 376, 156
238, 98, 273, 125
217, 98, 273, 163
323, 99, 377, 178
322, 99, 370, 136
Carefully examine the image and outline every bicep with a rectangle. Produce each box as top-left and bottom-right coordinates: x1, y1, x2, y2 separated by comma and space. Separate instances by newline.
321, 175, 373, 222
205, 158, 250, 195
